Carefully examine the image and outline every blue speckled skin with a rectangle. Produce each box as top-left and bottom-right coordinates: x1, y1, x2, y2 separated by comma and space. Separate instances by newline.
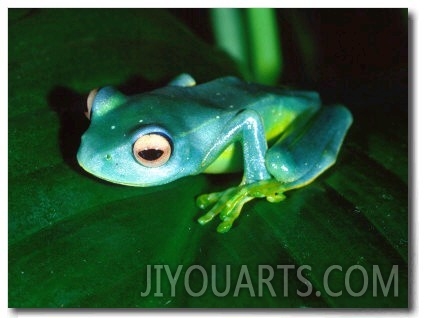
77, 74, 352, 232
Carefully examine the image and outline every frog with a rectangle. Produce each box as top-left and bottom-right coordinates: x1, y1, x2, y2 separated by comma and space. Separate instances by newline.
77, 73, 352, 233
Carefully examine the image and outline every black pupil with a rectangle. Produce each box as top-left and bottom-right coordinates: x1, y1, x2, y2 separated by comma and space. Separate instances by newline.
139, 149, 164, 161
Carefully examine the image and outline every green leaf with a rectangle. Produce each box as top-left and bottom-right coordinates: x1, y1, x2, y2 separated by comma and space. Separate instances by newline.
9, 9, 407, 308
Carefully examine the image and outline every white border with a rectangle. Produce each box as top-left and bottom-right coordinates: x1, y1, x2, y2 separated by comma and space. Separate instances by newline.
4, 2, 421, 318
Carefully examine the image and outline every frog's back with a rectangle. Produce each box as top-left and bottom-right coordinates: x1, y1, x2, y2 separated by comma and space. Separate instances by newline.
185, 76, 322, 142
178, 76, 319, 110
152, 76, 318, 110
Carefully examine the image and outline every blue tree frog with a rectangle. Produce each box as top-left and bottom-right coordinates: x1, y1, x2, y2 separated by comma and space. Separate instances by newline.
77, 74, 352, 233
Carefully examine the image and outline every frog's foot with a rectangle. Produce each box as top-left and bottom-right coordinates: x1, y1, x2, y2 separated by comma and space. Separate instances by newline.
196, 179, 287, 233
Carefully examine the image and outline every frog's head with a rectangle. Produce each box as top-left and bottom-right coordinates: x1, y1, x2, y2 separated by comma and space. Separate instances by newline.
77, 87, 193, 187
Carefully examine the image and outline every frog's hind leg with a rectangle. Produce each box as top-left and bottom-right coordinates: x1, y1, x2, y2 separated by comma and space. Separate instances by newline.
266, 104, 353, 191
196, 105, 352, 233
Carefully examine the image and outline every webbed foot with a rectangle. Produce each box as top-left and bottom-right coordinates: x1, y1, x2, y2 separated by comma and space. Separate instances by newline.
197, 179, 287, 233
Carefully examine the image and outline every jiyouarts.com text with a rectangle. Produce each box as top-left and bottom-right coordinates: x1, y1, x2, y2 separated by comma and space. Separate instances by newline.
139, 264, 398, 298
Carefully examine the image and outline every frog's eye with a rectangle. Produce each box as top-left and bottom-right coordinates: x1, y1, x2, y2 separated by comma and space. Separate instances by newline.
85, 88, 99, 119
133, 133, 172, 167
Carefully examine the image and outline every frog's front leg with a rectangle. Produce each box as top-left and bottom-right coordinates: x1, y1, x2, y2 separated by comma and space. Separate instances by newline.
197, 109, 276, 233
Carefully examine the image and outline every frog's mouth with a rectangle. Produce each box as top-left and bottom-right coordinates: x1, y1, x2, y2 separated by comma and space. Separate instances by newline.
76, 148, 138, 186
79, 164, 143, 187
77, 157, 145, 187
77, 148, 187, 187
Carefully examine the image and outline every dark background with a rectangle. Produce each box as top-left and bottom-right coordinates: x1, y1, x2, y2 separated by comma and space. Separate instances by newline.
170, 9, 407, 87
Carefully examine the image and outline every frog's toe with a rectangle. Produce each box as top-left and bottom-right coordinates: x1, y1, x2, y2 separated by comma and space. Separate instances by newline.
197, 187, 254, 233
197, 178, 288, 233
197, 187, 239, 226
266, 192, 286, 203
196, 185, 240, 210
197, 201, 224, 224
216, 196, 254, 233
198, 211, 217, 225
217, 219, 233, 233
196, 191, 221, 210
